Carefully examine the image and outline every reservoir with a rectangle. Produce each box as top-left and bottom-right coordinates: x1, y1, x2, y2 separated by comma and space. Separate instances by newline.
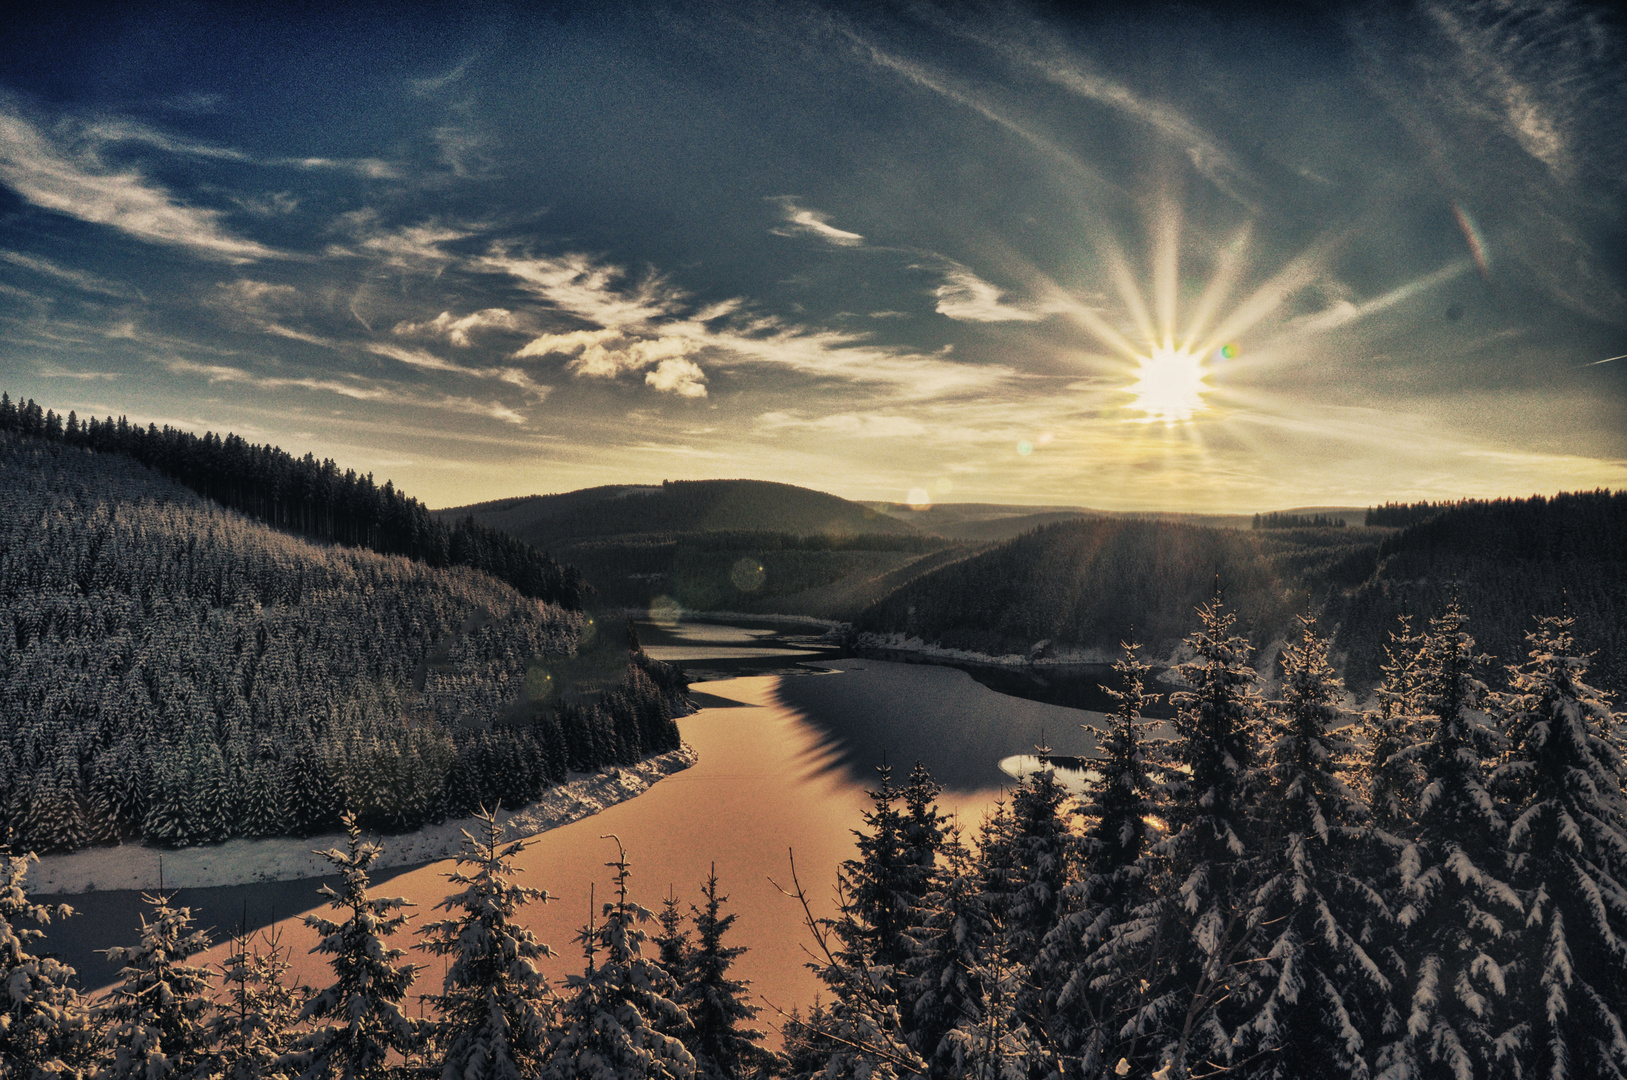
49, 620, 1111, 1042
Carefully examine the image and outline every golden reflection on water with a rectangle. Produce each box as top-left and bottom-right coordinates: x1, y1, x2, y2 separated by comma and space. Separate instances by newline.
188, 675, 1005, 1044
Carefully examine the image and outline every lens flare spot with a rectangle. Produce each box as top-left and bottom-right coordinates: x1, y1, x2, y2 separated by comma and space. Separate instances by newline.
1016, 440, 1034, 456
906, 487, 932, 510
730, 558, 765, 592
1128, 345, 1209, 424
1220, 343, 1239, 360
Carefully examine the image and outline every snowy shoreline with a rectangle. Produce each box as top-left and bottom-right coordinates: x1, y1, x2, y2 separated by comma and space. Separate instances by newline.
24, 745, 698, 896
854, 630, 1123, 668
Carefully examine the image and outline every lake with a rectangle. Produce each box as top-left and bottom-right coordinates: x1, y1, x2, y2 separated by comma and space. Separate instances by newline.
45, 620, 1113, 1043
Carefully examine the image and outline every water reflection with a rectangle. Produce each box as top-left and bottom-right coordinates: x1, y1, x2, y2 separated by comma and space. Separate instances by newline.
773, 659, 1106, 792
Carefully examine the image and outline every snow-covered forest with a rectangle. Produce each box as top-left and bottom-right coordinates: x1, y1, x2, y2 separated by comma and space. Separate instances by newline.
0, 432, 687, 854
5, 596, 1623, 1079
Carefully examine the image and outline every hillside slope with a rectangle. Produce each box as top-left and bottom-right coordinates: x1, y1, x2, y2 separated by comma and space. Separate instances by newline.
443, 480, 952, 617
0, 433, 686, 854
854, 494, 1627, 698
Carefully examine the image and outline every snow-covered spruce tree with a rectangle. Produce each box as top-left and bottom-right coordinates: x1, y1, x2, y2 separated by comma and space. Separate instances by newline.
214, 923, 305, 1080
282, 812, 422, 1080
657, 889, 692, 986
1235, 615, 1396, 1080
1387, 599, 1521, 1080
541, 836, 695, 1080
1493, 613, 1627, 1078
908, 824, 997, 1079
1039, 641, 1159, 1077
419, 806, 556, 1080
1095, 600, 1267, 1080
96, 892, 217, 1080
0, 850, 97, 1080
1361, 614, 1428, 838
844, 766, 915, 975
680, 866, 774, 1080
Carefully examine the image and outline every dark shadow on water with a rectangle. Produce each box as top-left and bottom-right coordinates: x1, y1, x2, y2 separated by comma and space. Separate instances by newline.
771, 661, 1104, 793
27, 858, 431, 991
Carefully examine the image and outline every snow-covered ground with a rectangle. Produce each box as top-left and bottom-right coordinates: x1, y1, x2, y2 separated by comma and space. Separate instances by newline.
855, 630, 1120, 668
24, 745, 698, 895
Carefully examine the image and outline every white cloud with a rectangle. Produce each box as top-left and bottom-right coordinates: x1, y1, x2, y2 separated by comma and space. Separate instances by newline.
932, 264, 1046, 323
392, 308, 516, 346
645, 357, 708, 398
489, 250, 1011, 401
769, 197, 865, 247
0, 103, 276, 263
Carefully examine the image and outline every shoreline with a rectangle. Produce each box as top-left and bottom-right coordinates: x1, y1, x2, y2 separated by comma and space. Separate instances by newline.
25, 744, 698, 896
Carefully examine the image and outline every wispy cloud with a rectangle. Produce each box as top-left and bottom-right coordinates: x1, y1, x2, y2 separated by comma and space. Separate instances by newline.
0, 249, 136, 298
0, 101, 276, 262
367, 342, 551, 401
161, 357, 528, 423
392, 308, 516, 346
931, 263, 1049, 323
329, 210, 470, 271
768, 197, 865, 247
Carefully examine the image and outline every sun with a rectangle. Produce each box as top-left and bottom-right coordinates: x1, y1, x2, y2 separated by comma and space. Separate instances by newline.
1128, 345, 1209, 423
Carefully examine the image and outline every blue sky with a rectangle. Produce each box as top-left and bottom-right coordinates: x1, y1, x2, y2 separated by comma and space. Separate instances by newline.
0, 1, 1623, 511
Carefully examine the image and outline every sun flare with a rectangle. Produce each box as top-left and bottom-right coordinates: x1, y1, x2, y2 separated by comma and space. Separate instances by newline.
1128, 345, 1209, 423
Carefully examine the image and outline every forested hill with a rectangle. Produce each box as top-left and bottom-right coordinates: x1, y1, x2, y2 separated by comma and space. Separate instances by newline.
0, 392, 583, 608
0, 432, 687, 854
440, 478, 918, 546
856, 493, 1627, 697
442, 480, 955, 618
1331, 489, 1627, 695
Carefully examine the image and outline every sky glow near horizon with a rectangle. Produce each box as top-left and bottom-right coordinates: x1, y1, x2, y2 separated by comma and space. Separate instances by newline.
0, 2, 1624, 513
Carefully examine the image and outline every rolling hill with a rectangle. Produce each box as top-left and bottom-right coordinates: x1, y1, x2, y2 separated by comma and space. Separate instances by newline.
439, 479, 964, 618
0, 429, 688, 854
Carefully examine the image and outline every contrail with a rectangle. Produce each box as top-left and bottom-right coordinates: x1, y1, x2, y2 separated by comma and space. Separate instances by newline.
1586, 353, 1627, 366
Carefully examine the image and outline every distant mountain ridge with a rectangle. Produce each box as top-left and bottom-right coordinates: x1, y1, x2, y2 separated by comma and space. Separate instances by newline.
440, 478, 918, 547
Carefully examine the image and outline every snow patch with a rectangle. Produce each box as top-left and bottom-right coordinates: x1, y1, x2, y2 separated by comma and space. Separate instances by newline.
24, 746, 698, 896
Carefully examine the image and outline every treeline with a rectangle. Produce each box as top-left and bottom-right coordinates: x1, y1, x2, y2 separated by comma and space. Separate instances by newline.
0, 392, 584, 608
1250, 511, 1346, 529
1, 809, 773, 1080
0, 434, 684, 854
1365, 499, 1453, 527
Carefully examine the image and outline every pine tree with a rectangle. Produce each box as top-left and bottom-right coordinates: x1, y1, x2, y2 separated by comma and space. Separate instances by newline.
541, 836, 695, 1080
96, 892, 218, 1080
1041, 641, 1159, 1076
0, 850, 97, 1080
1235, 615, 1395, 1080
1097, 600, 1266, 1080
656, 890, 692, 986
681, 867, 773, 1080
844, 766, 914, 973
908, 825, 997, 1079
420, 806, 556, 1080
1362, 615, 1427, 837
214, 922, 305, 1080
1387, 599, 1521, 1080
1493, 613, 1627, 1078
282, 812, 422, 1080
